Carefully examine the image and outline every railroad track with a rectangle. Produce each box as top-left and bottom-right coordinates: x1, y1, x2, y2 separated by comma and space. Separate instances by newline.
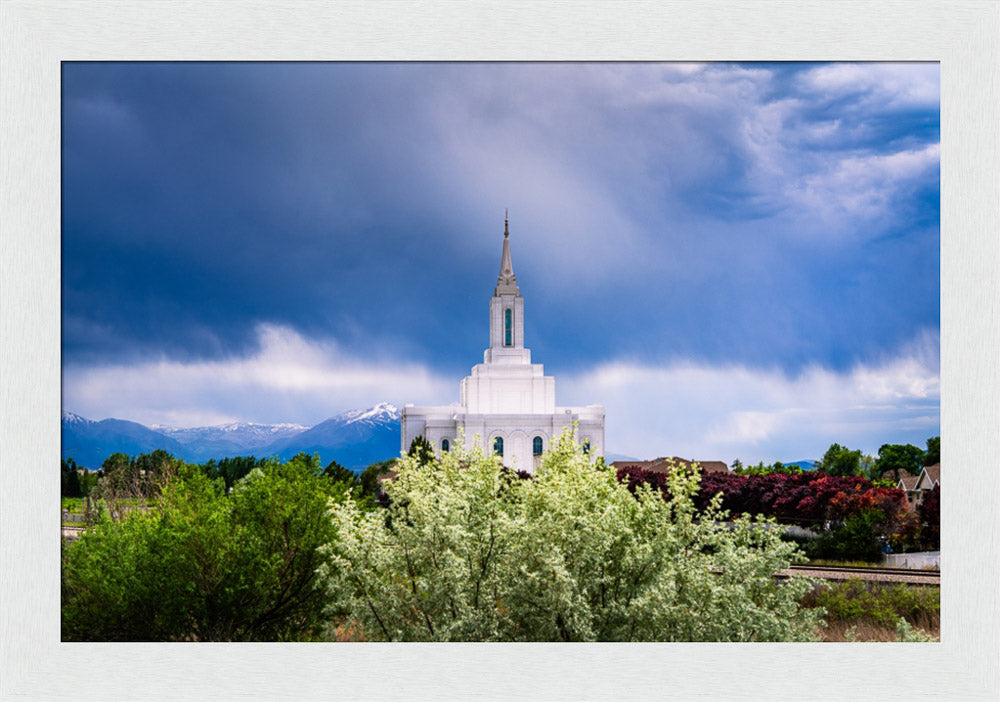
782, 563, 940, 585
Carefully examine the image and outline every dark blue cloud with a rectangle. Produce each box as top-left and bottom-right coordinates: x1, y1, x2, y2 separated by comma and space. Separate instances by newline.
62, 62, 939, 385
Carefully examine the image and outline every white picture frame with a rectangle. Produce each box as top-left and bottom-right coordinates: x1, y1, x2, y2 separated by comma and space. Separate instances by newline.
2, 2, 996, 700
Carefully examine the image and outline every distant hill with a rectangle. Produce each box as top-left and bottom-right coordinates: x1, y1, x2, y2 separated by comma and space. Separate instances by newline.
62, 412, 187, 469
784, 460, 818, 471
62, 403, 403, 471
605, 453, 641, 463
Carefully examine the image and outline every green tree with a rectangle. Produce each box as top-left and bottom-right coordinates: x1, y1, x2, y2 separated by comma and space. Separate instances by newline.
733, 461, 801, 476
319, 428, 821, 642
924, 436, 940, 466
93, 450, 183, 517
818, 443, 863, 477
407, 435, 435, 466
322, 458, 357, 486
873, 443, 925, 483
61, 457, 82, 498
807, 510, 888, 563
859, 454, 878, 481
62, 456, 345, 641
357, 458, 396, 501
203, 455, 262, 492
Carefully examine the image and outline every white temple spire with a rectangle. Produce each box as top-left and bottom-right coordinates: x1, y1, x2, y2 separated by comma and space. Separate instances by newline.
496, 211, 518, 294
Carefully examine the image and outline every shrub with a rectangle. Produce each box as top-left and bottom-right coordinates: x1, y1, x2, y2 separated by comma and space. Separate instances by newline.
62, 455, 347, 641
803, 578, 939, 631
319, 428, 821, 642
805, 509, 887, 562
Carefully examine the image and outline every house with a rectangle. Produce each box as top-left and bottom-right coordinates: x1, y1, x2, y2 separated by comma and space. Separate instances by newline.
916, 462, 940, 491
896, 470, 922, 510
897, 462, 940, 508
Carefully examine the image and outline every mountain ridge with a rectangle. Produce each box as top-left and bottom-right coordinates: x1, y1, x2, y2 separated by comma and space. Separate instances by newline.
62, 404, 401, 470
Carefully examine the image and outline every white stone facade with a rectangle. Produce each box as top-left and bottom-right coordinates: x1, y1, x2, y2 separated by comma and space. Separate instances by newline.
401, 217, 604, 473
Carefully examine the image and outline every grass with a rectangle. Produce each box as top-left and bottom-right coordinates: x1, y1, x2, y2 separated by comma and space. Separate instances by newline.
805, 558, 886, 569
800, 577, 939, 642
62, 496, 156, 512
61, 497, 87, 513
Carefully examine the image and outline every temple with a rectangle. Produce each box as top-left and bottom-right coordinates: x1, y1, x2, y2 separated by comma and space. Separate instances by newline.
401, 215, 605, 472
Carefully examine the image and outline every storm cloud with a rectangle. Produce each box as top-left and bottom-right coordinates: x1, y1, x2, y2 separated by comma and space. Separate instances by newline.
62, 62, 939, 460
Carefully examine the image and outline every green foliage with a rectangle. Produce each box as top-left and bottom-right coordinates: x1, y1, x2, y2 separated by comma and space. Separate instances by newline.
818, 443, 863, 477
322, 459, 357, 485
202, 455, 264, 492
61, 458, 82, 498
61, 497, 84, 514
924, 436, 940, 466
62, 456, 344, 641
874, 443, 925, 482
859, 454, 878, 480
895, 617, 936, 642
93, 450, 184, 516
807, 578, 939, 629
733, 460, 802, 476
407, 435, 435, 466
358, 458, 396, 499
319, 428, 821, 642
805, 510, 887, 562
80, 469, 99, 496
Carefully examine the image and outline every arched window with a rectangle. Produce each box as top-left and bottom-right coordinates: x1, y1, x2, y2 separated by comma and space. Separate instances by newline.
582, 439, 591, 455
504, 308, 512, 347
441, 438, 450, 453
533, 436, 543, 456
493, 436, 504, 456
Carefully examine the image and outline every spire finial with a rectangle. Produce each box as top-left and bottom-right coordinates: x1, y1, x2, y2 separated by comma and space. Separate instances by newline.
504, 208, 509, 237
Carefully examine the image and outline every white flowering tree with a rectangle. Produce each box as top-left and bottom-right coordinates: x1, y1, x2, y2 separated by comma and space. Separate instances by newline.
318, 428, 821, 641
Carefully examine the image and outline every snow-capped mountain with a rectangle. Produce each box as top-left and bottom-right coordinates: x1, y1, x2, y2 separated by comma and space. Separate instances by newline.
153, 421, 309, 460
62, 411, 89, 424
62, 403, 402, 470
262, 403, 400, 469
62, 413, 187, 468
154, 421, 309, 439
334, 402, 399, 427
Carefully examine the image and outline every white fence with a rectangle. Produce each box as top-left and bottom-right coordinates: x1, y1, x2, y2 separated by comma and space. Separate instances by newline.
884, 551, 940, 570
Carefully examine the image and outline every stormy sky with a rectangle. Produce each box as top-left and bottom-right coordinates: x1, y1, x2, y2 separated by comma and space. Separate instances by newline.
61, 62, 940, 462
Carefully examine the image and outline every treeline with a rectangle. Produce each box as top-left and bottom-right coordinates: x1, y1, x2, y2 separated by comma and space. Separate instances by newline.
61, 448, 395, 502
730, 436, 940, 481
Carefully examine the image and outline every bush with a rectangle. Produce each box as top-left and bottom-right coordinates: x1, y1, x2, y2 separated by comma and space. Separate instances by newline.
805, 509, 887, 562
803, 578, 939, 630
319, 428, 821, 642
62, 455, 348, 641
